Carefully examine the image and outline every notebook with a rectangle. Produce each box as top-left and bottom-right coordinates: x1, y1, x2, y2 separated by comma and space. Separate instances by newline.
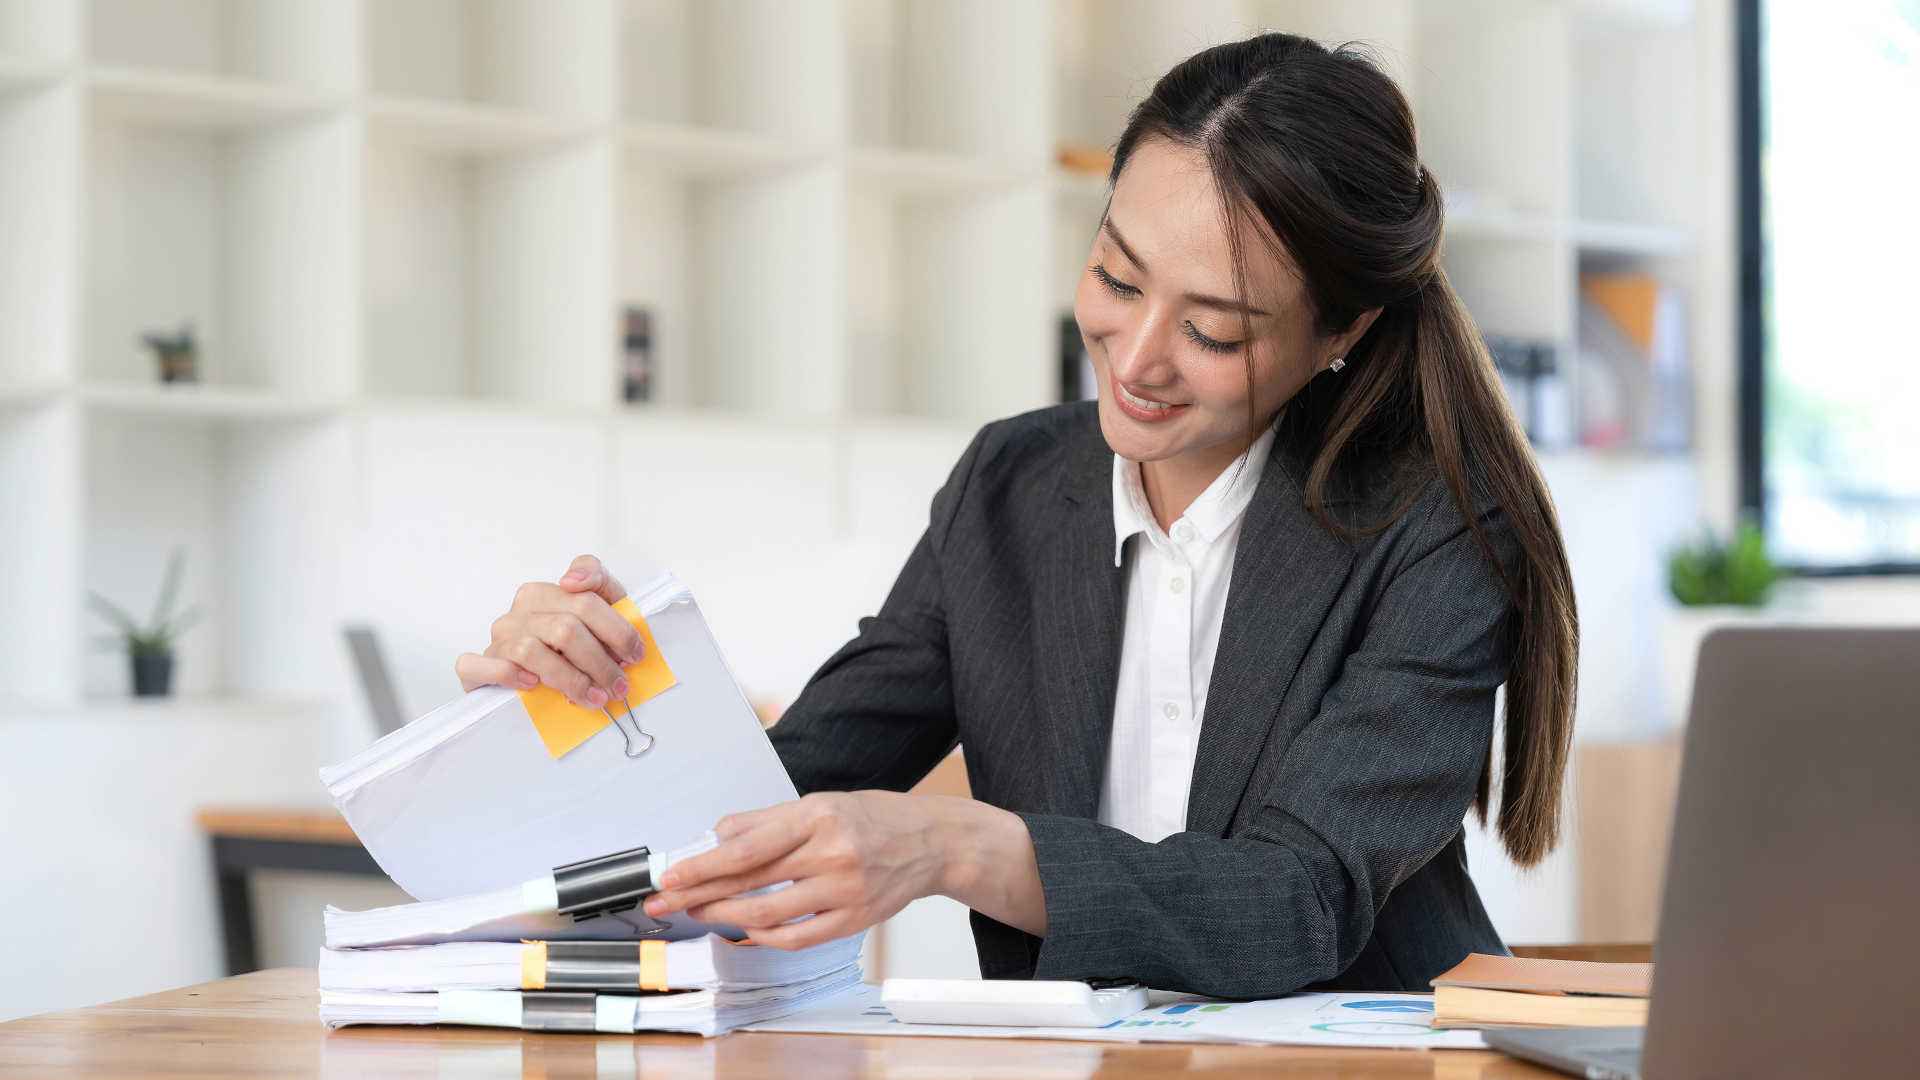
318, 967, 865, 1037
318, 572, 797, 911
1430, 954, 1653, 1029
319, 931, 865, 993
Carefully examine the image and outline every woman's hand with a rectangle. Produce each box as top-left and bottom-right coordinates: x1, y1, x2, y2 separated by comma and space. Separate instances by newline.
643, 791, 1048, 949
454, 554, 645, 708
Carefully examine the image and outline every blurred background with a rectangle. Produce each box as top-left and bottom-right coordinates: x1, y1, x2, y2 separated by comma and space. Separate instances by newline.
1, 0, 1914, 1022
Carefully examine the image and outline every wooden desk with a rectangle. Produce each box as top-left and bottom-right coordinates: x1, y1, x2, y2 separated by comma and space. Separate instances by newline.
0, 969, 1562, 1079
194, 807, 386, 976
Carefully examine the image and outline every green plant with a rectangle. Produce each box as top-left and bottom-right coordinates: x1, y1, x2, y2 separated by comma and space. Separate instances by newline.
1666, 521, 1782, 607
140, 323, 196, 355
88, 548, 201, 658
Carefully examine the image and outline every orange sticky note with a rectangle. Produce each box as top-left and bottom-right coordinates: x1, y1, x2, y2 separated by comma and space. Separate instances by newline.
518, 596, 678, 758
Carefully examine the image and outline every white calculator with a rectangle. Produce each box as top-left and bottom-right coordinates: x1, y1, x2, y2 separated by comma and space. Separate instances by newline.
880, 978, 1149, 1028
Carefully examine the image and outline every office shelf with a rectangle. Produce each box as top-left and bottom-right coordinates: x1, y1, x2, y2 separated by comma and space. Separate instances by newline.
0, 0, 1717, 713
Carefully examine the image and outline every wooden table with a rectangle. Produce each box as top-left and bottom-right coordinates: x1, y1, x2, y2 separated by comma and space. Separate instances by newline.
0, 969, 1564, 1079
194, 807, 385, 976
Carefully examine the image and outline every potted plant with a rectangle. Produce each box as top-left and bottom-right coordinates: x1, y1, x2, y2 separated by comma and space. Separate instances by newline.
141, 323, 198, 383
1658, 520, 1783, 725
88, 548, 201, 697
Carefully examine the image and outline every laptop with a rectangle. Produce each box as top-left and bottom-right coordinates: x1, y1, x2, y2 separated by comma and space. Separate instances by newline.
1485, 626, 1918, 1079
343, 624, 409, 736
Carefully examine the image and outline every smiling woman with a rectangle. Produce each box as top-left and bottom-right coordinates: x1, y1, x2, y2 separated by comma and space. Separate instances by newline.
461, 31, 1579, 998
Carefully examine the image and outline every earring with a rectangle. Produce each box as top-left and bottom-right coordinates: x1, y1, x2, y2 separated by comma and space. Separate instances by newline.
1328, 356, 1346, 373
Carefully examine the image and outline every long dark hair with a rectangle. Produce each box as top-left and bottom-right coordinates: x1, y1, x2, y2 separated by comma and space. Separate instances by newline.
1109, 33, 1578, 867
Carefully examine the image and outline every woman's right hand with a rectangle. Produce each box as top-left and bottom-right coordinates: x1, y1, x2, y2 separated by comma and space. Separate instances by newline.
454, 554, 646, 708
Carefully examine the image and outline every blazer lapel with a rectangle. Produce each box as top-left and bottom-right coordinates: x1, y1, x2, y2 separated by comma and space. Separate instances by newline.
1185, 440, 1358, 836
1032, 428, 1126, 819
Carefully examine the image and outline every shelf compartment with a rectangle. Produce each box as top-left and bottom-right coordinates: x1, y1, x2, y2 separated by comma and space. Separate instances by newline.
362, 135, 612, 407
847, 172, 1052, 422
847, 0, 1050, 160
622, 0, 840, 139
1573, 13, 1698, 230
1416, 5, 1573, 226
80, 413, 350, 700
368, 0, 612, 120
617, 159, 842, 414
88, 66, 343, 131
87, 0, 353, 90
82, 105, 356, 397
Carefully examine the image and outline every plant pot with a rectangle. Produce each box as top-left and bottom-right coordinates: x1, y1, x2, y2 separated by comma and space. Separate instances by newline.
1657, 604, 1774, 727
132, 652, 174, 697
156, 347, 197, 383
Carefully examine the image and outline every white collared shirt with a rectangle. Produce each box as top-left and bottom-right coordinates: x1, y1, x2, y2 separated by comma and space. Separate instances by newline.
1098, 425, 1277, 843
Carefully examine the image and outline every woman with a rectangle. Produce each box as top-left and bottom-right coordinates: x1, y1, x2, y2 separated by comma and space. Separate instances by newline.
457, 33, 1577, 997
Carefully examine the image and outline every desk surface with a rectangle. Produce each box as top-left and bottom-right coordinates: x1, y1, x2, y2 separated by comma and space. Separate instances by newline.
194, 806, 358, 845
0, 969, 1562, 1079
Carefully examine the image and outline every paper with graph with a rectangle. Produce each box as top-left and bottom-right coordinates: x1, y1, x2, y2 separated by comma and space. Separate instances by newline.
747, 985, 1487, 1049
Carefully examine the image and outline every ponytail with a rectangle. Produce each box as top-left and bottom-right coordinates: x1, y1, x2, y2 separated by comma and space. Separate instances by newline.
1117, 32, 1579, 866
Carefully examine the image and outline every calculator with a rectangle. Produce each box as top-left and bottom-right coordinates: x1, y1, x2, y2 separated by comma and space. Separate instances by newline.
879, 978, 1149, 1027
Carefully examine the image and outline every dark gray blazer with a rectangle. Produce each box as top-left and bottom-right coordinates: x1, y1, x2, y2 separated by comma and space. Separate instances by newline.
770, 401, 1514, 996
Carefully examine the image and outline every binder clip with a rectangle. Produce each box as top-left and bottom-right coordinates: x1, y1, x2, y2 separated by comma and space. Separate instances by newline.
554, 845, 666, 925
602, 695, 654, 757
520, 991, 600, 1033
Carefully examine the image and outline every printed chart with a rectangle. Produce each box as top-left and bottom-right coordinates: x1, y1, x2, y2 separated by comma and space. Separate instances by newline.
748, 987, 1487, 1050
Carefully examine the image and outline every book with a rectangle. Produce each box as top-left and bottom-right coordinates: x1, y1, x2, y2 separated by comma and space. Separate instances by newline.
318, 966, 865, 1037
1430, 953, 1652, 1030
319, 932, 865, 994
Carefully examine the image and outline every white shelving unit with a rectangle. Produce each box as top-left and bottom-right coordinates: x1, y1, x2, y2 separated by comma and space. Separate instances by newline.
0, 0, 1714, 732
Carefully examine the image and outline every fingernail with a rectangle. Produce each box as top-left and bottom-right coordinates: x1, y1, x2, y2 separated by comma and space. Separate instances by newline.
660, 869, 680, 889
629, 644, 646, 664
644, 896, 666, 917
612, 677, 629, 698
517, 671, 539, 689
561, 571, 586, 584
586, 688, 607, 708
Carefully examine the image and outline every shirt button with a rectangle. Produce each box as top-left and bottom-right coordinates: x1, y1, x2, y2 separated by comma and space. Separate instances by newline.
1168, 575, 1187, 594
1163, 702, 1180, 720
1172, 521, 1196, 542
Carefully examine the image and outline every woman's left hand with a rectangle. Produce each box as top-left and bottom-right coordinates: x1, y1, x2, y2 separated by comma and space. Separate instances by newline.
641, 791, 949, 949
642, 790, 1045, 949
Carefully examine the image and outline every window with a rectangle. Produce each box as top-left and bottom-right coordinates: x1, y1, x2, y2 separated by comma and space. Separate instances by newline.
1740, 0, 1920, 573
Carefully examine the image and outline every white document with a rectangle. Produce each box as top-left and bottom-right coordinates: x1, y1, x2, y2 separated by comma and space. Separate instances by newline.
318, 573, 798, 904
745, 984, 1487, 1050
319, 967, 866, 1037
319, 931, 866, 993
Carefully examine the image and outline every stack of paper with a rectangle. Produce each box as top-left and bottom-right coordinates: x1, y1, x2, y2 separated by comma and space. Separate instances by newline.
319, 930, 866, 1037
320, 967, 864, 1037
315, 571, 866, 1035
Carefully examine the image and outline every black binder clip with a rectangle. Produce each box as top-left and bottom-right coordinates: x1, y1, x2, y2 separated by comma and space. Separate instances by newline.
520, 991, 600, 1033
602, 695, 653, 757
554, 845, 664, 923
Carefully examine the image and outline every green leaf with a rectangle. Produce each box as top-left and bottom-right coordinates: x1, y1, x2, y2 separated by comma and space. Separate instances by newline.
1665, 520, 1781, 607
159, 603, 202, 639
150, 547, 186, 631
85, 591, 141, 635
